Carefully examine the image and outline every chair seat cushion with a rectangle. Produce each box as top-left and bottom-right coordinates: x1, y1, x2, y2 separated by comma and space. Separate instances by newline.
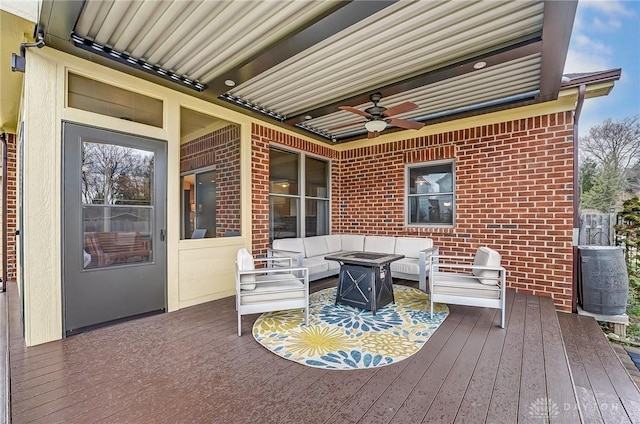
432, 273, 501, 299
390, 258, 419, 275
240, 274, 305, 304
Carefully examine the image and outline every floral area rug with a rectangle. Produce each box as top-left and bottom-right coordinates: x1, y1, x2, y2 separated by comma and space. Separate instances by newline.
252, 285, 449, 370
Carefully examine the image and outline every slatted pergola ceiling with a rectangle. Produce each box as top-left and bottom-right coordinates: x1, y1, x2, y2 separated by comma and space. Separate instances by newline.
39, 0, 577, 143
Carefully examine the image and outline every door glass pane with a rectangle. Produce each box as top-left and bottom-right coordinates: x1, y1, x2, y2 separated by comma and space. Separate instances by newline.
81, 141, 154, 269
270, 196, 298, 240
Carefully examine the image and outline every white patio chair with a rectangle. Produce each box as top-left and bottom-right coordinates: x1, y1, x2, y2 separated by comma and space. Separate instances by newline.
236, 248, 309, 336
429, 246, 506, 328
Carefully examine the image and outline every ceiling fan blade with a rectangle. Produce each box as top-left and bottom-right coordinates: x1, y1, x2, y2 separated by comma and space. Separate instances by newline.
382, 101, 418, 117
367, 131, 380, 139
327, 120, 364, 131
388, 118, 424, 130
339, 105, 373, 118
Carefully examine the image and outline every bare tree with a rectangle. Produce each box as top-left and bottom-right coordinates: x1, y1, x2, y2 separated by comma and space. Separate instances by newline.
82, 143, 153, 205
581, 115, 640, 178
580, 115, 640, 211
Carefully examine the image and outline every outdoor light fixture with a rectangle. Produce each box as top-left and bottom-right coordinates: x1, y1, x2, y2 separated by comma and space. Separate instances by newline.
364, 119, 387, 132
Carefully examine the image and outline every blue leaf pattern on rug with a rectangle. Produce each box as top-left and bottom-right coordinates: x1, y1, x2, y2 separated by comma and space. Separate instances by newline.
253, 285, 449, 370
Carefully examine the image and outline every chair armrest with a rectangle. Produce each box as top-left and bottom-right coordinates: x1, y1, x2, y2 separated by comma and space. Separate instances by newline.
267, 248, 304, 267
420, 246, 439, 256
433, 263, 505, 273
254, 256, 293, 267
238, 267, 309, 277
430, 254, 475, 263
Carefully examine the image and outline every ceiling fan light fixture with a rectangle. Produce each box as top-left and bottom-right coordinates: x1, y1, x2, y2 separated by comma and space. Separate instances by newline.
365, 119, 387, 132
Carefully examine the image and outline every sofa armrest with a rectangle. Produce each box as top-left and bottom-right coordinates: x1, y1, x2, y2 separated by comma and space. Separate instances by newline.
419, 246, 439, 260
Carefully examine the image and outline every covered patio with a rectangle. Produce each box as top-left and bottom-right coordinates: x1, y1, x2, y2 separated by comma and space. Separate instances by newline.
0, 1, 636, 422
7, 279, 640, 424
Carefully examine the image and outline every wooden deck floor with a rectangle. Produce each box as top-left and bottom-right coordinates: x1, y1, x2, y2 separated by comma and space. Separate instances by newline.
6, 279, 640, 424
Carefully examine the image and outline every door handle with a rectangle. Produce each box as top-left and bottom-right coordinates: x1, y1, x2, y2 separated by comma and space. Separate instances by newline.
160, 229, 166, 242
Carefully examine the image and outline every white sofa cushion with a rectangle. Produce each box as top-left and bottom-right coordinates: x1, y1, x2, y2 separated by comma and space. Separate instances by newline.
340, 234, 365, 251
239, 274, 305, 304
272, 238, 305, 254
390, 258, 420, 275
327, 259, 341, 271
237, 248, 256, 290
325, 234, 342, 253
364, 236, 395, 254
432, 273, 501, 299
471, 247, 501, 285
304, 235, 330, 258
395, 237, 432, 258
301, 257, 329, 275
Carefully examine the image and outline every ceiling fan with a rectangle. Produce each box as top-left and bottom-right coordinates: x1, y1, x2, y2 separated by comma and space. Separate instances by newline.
330, 92, 425, 138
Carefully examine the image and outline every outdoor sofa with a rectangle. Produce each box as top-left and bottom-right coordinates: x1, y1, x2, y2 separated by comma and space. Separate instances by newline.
269, 234, 438, 292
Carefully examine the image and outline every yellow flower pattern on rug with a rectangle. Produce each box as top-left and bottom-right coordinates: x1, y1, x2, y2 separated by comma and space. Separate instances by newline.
252, 285, 449, 370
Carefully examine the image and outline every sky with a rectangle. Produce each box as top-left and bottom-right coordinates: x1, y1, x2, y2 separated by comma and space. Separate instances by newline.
565, 0, 640, 136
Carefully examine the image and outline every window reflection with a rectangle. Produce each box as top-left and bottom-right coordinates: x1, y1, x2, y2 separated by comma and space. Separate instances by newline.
269, 148, 330, 241
407, 161, 455, 226
81, 141, 154, 268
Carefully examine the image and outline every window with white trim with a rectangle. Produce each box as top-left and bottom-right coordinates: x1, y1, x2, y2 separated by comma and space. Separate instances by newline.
406, 160, 455, 226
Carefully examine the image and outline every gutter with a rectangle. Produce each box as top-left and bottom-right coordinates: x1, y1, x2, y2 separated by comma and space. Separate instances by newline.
572, 84, 586, 313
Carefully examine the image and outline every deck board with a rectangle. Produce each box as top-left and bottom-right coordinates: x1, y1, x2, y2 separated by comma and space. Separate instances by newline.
453, 290, 515, 424
559, 312, 640, 424
354, 305, 469, 424
485, 289, 527, 423
579, 316, 640, 423
388, 308, 482, 423
325, 305, 465, 424
540, 296, 580, 424
518, 295, 548, 423
5, 280, 640, 424
421, 306, 496, 424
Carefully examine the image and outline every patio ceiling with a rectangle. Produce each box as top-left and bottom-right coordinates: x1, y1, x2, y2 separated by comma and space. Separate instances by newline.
38, 0, 577, 144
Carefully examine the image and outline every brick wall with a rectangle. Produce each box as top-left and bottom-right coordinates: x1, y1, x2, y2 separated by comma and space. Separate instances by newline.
4, 133, 17, 281
251, 112, 575, 311
180, 125, 241, 237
